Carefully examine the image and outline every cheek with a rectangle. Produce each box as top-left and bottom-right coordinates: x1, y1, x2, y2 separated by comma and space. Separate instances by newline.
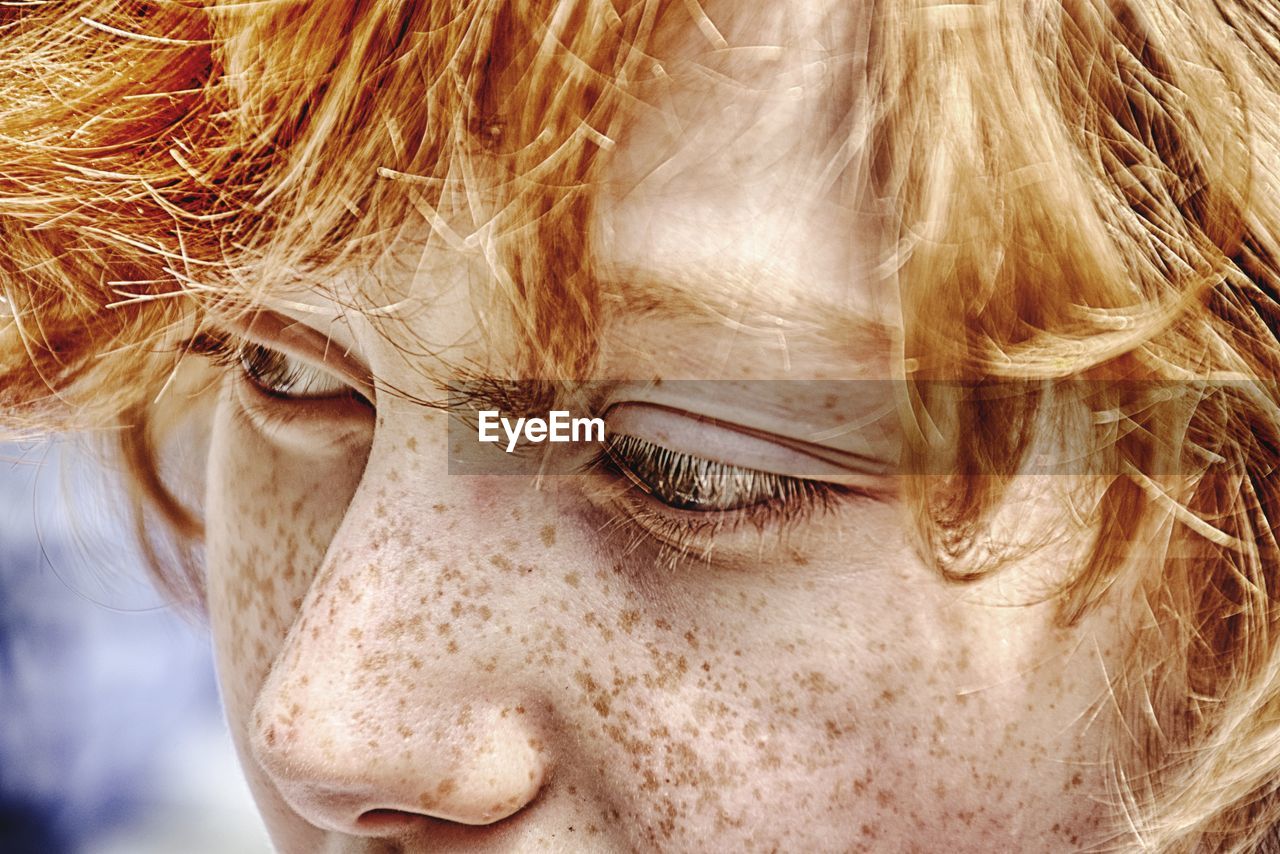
204, 402, 368, 729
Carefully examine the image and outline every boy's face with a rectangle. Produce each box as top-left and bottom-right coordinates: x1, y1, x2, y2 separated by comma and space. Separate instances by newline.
203, 2, 1130, 850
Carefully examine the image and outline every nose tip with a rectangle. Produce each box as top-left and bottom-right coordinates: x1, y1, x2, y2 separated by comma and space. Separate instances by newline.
406, 731, 546, 825
249, 682, 548, 834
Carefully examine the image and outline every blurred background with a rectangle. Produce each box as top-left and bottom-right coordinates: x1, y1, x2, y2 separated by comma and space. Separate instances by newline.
0, 439, 271, 854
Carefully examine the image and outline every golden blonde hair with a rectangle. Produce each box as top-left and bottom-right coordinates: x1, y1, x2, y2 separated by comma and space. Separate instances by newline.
2, 1, 1280, 849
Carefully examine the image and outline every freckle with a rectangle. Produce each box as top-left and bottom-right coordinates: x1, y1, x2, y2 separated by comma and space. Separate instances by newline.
446, 639, 459, 653
564, 572, 580, 589
478, 606, 492, 621
619, 610, 640, 634
490, 554, 513, 572
540, 524, 557, 547
407, 436, 418, 451
432, 502, 447, 513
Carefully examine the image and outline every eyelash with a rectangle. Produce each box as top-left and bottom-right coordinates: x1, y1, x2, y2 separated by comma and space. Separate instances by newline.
602, 433, 837, 512
592, 433, 861, 567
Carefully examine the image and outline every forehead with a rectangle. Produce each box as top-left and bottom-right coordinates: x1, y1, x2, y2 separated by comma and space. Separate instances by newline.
598, 0, 882, 324
258, 0, 885, 374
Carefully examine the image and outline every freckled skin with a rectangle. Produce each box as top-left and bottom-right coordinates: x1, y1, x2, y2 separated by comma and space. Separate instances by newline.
210, 396, 1125, 851
203, 2, 1135, 852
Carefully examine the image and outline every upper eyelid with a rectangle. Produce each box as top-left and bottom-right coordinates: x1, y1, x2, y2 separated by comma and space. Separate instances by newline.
209, 309, 375, 401
602, 401, 895, 484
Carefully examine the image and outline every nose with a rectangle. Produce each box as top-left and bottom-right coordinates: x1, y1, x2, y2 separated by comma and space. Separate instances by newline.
247, 519, 549, 834
252, 683, 546, 831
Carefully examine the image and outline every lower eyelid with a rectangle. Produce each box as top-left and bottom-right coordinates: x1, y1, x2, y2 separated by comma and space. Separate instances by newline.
600, 488, 726, 563
602, 485, 850, 574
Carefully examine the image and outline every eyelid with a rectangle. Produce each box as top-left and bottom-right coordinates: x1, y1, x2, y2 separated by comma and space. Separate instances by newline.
603, 402, 896, 489
213, 309, 375, 402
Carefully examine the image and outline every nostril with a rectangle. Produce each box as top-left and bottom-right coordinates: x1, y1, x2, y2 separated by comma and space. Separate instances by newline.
356, 808, 433, 831
356, 807, 514, 835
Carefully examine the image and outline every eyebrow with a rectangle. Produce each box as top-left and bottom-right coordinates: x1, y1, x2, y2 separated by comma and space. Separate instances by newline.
204, 262, 895, 421
598, 265, 896, 355
448, 264, 894, 409
445, 374, 564, 418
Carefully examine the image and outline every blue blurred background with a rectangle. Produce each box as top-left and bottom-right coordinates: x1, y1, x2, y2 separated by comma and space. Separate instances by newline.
0, 440, 270, 853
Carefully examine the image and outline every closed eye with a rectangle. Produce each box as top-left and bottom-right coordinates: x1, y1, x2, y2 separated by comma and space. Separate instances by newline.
602, 433, 839, 513
234, 341, 358, 401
